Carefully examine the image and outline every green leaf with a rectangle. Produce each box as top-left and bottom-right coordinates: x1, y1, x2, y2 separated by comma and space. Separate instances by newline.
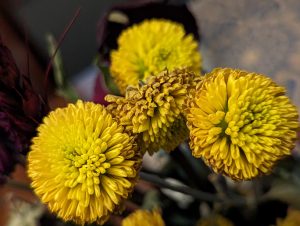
46, 33, 79, 102
142, 190, 161, 210
96, 58, 120, 95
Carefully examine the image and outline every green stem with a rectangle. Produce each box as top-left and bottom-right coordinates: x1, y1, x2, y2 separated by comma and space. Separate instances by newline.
5, 179, 33, 192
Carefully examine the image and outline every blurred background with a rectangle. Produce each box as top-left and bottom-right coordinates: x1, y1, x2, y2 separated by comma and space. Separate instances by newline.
1, 0, 300, 105
1, 0, 300, 225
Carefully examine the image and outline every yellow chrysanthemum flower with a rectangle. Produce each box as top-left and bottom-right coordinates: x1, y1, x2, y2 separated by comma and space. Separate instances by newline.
110, 19, 202, 94
28, 101, 142, 225
186, 68, 299, 180
276, 209, 300, 226
106, 69, 200, 155
196, 215, 234, 226
122, 209, 165, 226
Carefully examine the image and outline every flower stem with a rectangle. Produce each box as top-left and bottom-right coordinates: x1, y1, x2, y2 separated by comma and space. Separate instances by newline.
44, 7, 81, 100
5, 179, 33, 192
139, 171, 246, 206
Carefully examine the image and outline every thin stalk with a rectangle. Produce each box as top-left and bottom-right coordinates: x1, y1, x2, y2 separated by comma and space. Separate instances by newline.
140, 171, 246, 206
5, 179, 33, 192
44, 7, 81, 100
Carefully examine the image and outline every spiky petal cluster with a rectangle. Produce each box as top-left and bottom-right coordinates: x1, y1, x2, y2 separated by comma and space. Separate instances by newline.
186, 68, 299, 180
110, 19, 201, 94
196, 215, 234, 226
122, 209, 165, 226
106, 69, 199, 155
28, 101, 142, 225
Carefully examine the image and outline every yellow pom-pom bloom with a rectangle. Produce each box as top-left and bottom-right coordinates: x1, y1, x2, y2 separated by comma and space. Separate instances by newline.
186, 68, 299, 180
28, 101, 142, 225
110, 19, 202, 94
196, 215, 234, 226
276, 209, 300, 226
106, 69, 200, 155
122, 209, 165, 226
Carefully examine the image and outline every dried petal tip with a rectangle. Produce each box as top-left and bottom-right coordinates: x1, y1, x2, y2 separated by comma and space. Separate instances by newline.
186, 68, 299, 180
28, 101, 142, 225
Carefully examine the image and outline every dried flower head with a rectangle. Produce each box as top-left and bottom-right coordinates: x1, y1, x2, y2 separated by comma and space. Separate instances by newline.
276, 209, 300, 226
110, 19, 201, 94
196, 215, 234, 226
28, 101, 142, 225
186, 68, 299, 180
106, 69, 199, 154
0, 40, 48, 182
122, 209, 165, 226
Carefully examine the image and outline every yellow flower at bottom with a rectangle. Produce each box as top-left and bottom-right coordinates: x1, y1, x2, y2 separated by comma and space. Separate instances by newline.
276, 209, 300, 226
28, 101, 142, 225
122, 209, 165, 226
186, 68, 299, 180
106, 69, 199, 154
110, 19, 202, 94
196, 215, 234, 226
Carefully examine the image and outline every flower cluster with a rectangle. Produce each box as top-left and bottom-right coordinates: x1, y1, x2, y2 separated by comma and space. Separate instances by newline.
28, 101, 142, 225
106, 68, 200, 154
4, 6, 298, 226
185, 68, 299, 180
110, 19, 202, 94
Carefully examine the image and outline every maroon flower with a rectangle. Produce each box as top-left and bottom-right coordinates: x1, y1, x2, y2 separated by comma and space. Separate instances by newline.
92, 73, 109, 105
0, 39, 48, 182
